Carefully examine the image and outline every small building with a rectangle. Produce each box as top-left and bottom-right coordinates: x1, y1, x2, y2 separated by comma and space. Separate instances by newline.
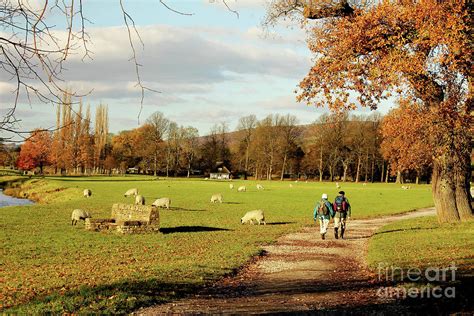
210, 163, 231, 180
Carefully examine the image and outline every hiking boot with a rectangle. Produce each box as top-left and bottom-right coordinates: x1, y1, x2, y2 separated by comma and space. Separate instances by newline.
341, 227, 345, 239
321, 233, 325, 240
334, 228, 339, 239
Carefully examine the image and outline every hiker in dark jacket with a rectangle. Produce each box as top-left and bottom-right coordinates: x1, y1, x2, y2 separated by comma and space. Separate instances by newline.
313, 193, 335, 240
333, 191, 351, 239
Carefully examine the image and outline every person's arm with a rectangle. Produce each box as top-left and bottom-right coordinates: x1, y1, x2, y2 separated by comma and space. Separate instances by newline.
313, 203, 319, 220
346, 197, 351, 217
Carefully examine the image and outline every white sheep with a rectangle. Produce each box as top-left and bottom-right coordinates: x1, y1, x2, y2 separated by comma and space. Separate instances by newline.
210, 193, 223, 203
83, 189, 92, 198
237, 186, 246, 192
241, 210, 266, 225
204, 177, 209, 180
336, 182, 340, 189
71, 209, 91, 226
401, 185, 411, 190
135, 195, 145, 205
470, 187, 474, 198
124, 188, 138, 197
152, 197, 171, 209
256, 184, 264, 190
229, 184, 234, 190
289, 183, 293, 188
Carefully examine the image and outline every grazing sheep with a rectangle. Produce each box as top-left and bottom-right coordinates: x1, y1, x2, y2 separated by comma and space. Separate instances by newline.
256, 184, 264, 190
401, 185, 411, 190
124, 188, 138, 197
210, 193, 223, 203
336, 182, 341, 189
83, 189, 92, 198
204, 177, 209, 180
152, 197, 171, 209
237, 186, 247, 192
71, 209, 91, 226
289, 183, 293, 188
241, 210, 266, 225
229, 184, 234, 190
363, 182, 367, 186
135, 195, 145, 205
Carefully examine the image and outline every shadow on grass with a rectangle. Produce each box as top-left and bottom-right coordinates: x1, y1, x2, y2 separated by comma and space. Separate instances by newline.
7, 270, 472, 314
171, 207, 207, 212
45, 176, 159, 183
373, 227, 436, 236
266, 222, 296, 225
159, 226, 232, 234
5, 278, 202, 314
223, 202, 242, 205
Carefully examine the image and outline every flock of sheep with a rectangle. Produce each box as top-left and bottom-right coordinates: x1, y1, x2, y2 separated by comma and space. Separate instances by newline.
72, 183, 267, 226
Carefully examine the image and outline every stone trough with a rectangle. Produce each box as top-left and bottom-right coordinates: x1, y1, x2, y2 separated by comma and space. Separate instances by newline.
85, 203, 160, 234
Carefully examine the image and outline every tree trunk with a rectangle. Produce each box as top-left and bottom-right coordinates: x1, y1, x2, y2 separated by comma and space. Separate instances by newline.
381, 161, 385, 183
268, 154, 273, 180
319, 145, 323, 182
432, 150, 473, 223
370, 155, 375, 182
154, 154, 157, 176
280, 153, 287, 181
342, 163, 348, 182
364, 149, 369, 182
355, 155, 361, 183
245, 145, 250, 174
395, 170, 403, 184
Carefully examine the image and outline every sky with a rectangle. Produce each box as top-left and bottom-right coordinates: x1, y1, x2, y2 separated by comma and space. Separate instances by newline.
0, 0, 394, 140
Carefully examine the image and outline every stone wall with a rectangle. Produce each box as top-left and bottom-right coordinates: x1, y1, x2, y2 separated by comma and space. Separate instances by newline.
85, 203, 160, 234
111, 203, 159, 226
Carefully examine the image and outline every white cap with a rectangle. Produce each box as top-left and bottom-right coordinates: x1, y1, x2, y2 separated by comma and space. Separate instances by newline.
322, 193, 328, 199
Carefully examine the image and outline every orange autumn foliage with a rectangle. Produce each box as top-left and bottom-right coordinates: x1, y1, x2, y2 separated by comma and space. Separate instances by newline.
17, 130, 52, 172
381, 100, 432, 176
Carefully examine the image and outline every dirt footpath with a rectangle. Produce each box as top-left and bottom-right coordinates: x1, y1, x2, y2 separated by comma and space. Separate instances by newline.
137, 208, 436, 314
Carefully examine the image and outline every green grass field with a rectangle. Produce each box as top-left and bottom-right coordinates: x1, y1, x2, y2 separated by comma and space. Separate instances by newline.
368, 216, 474, 273
0, 176, 434, 313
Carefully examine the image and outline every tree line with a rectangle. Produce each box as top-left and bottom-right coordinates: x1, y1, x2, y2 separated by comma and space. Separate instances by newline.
1, 98, 435, 184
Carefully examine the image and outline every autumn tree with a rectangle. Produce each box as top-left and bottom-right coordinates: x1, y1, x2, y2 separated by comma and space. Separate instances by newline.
200, 123, 232, 173
236, 115, 257, 178
93, 104, 109, 174
253, 115, 281, 180
278, 114, 301, 180
111, 129, 142, 173
181, 126, 199, 178
17, 130, 52, 173
268, 0, 473, 222
381, 100, 433, 185
145, 112, 170, 176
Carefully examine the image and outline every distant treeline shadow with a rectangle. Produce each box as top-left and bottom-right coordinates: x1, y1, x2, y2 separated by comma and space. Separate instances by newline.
160, 226, 232, 234
266, 222, 296, 226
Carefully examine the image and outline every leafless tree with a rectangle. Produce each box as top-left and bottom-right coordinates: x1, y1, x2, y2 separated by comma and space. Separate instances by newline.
0, 0, 237, 139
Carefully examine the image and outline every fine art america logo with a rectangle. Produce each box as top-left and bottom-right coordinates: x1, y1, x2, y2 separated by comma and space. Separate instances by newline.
376, 262, 457, 299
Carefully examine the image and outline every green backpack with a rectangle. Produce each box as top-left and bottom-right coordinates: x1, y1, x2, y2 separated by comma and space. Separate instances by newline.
318, 200, 329, 216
